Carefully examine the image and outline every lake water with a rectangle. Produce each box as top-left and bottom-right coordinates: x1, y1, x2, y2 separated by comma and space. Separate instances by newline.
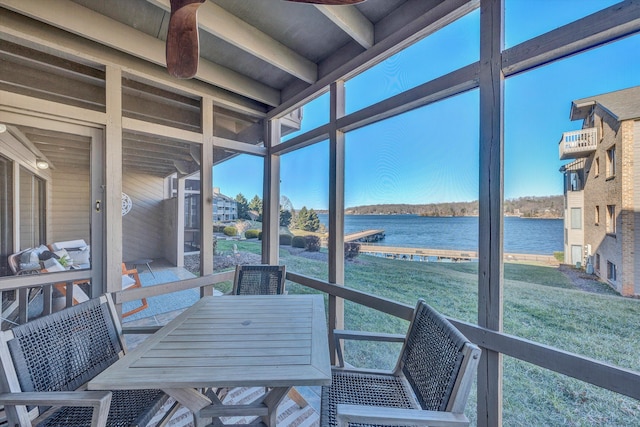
317, 214, 563, 255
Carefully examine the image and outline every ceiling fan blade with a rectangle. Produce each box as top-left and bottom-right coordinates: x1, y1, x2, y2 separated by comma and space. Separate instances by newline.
286, 0, 366, 4
166, 0, 205, 79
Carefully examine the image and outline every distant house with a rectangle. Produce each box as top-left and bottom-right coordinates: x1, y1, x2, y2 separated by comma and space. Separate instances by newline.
213, 187, 238, 222
559, 86, 640, 296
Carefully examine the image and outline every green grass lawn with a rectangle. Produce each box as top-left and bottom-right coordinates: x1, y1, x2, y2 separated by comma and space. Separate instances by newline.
216, 240, 640, 426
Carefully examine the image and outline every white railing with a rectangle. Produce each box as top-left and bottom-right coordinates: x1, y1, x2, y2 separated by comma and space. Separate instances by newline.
559, 127, 598, 159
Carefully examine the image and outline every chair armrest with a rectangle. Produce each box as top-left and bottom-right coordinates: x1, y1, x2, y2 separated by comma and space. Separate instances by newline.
0, 391, 112, 427
333, 330, 405, 367
336, 404, 469, 427
122, 325, 162, 334
334, 330, 406, 342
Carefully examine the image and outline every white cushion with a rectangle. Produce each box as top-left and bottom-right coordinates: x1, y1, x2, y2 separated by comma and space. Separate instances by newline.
42, 258, 65, 272
51, 240, 88, 251
67, 247, 90, 265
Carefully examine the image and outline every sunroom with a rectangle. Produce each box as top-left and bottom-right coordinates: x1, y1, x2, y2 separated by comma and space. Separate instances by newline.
1, 0, 639, 426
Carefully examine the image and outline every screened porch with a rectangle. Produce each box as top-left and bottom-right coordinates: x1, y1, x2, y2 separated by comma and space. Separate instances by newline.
1, 1, 640, 426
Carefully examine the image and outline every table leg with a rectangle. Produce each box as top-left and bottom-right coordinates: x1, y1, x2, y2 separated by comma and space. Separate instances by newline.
261, 387, 291, 427
145, 262, 156, 278
163, 388, 213, 427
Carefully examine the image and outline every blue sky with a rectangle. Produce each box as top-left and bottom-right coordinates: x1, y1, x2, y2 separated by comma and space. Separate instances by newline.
214, 0, 639, 211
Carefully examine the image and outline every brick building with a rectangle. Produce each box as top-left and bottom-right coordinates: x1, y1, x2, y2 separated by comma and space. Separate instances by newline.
559, 86, 640, 296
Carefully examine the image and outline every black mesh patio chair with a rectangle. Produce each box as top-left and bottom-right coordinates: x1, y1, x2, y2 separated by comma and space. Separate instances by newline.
232, 264, 286, 295
0, 294, 177, 427
321, 299, 481, 427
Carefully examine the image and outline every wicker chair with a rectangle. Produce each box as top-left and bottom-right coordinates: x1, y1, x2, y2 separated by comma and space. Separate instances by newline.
232, 264, 286, 295
0, 294, 175, 427
321, 299, 481, 427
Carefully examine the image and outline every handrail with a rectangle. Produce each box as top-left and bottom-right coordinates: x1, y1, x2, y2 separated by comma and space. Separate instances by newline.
112, 270, 235, 304
450, 320, 640, 401
0, 269, 92, 291
286, 272, 640, 401
286, 272, 415, 321
3, 266, 639, 402
559, 127, 597, 158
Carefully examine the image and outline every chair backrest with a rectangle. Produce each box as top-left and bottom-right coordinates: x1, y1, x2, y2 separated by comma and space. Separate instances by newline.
232, 264, 286, 295
396, 299, 481, 413
7, 252, 21, 275
0, 295, 124, 420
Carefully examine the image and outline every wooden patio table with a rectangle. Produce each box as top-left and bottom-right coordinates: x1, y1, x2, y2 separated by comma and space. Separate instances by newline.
88, 294, 331, 426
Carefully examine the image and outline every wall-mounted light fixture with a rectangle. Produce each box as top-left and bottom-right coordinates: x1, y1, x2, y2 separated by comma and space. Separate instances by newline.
0, 124, 7, 133
36, 160, 49, 170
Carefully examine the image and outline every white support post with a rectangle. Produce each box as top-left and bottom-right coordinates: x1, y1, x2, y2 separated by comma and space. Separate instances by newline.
328, 81, 346, 363
104, 65, 123, 296
478, 0, 504, 426
202, 98, 214, 279
262, 119, 281, 264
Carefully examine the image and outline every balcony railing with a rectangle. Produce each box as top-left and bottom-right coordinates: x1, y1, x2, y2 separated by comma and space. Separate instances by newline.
559, 127, 598, 160
2, 267, 639, 421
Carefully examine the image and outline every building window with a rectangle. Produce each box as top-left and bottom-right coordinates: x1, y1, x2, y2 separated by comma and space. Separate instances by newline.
570, 207, 582, 229
606, 146, 616, 178
569, 171, 582, 191
606, 205, 616, 234
595, 205, 600, 225
599, 117, 604, 142
593, 157, 600, 177
595, 253, 600, 272
607, 261, 616, 282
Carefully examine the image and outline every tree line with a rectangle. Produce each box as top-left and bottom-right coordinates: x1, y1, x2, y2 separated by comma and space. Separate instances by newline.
234, 193, 322, 232
343, 195, 564, 218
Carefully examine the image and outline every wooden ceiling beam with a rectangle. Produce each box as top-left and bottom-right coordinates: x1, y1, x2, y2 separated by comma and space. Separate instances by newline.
315, 4, 373, 49
124, 147, 194, 163
122, 133, 194, 150
0, 0, 280, 106
147, 0, 317, 84
273, 0, 478, 115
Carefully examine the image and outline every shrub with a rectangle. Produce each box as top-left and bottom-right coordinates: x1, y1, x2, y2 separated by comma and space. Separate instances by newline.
279, 234, 292, 245
344, 242, 360, 260
258, 231, 262, 240
245, 229, 260, 239
291, 236, 306, 248
213, 224, 226, 233
223, 226, 237, 236
305, 235, 321, 252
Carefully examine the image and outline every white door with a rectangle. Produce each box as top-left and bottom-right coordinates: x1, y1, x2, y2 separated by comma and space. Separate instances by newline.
571, 245, 583, 266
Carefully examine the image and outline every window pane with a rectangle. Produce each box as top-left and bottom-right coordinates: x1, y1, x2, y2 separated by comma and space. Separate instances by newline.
15, 127, 92, 277
0, 155, 13, 277
279, 141, 329, 282
345, 10, 479, 114
505, 0, 620, 48
281, 95, 328, 142
344, 90, 479, 320
504, 33, 640, 426
122, 133, 202, 322
570, 207, 581, 229
212, 152, 264, 290
504, 356, 640, 425
19, 167, 45, 250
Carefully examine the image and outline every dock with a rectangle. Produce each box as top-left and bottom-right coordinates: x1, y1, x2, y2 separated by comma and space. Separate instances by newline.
340, 229, 558, 264
358, 244, 558, 265
344, 229, 385, 243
